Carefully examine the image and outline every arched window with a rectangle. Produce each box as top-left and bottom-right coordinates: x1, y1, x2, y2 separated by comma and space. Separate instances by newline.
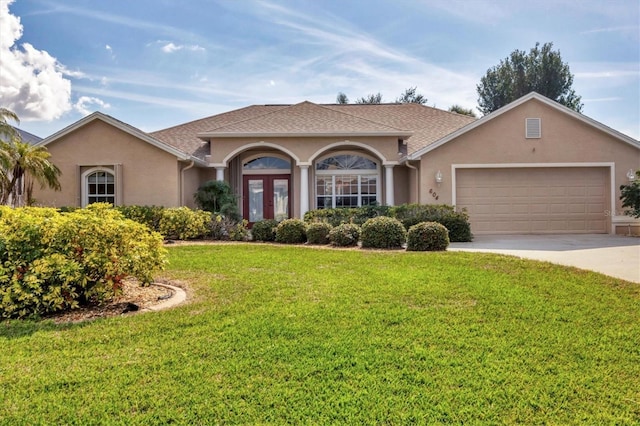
315, 154, 379, 209
243, 156, 291, 171
83, 168, 115, 206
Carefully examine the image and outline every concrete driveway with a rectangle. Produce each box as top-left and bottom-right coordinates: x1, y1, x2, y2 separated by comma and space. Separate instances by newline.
449, 234, 640, 283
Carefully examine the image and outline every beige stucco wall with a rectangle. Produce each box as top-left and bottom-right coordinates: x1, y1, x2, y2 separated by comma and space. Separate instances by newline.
180, 165, 216, 209
418, 99, 640, 217
32, 120, 183, 207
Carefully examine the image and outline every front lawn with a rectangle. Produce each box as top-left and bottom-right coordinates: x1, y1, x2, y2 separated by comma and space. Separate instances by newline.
1, 245, 638, 424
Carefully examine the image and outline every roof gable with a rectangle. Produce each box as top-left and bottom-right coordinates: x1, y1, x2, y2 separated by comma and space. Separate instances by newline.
38, 112, 205, 164
151, 105, 286, 158
409, 92, 640, 159
197, 101, 412, 138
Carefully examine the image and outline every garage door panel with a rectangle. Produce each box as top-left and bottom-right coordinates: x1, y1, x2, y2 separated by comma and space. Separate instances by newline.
456, 167, 608, 234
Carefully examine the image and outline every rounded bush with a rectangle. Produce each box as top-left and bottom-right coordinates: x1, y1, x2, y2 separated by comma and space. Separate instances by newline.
158, 207, 211, 240
251, 219, 279, 242
328, 223, 361, 247
406, 221, 450, 251
361, 216, 407, 249
0, 205, 166, 319
306, 222, 332, 245
275, 219, 307, 244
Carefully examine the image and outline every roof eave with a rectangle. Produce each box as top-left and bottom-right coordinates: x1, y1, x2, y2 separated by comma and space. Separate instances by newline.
197, 131, 413, 139
37, 112, 193, 160
408, 92, 640, 160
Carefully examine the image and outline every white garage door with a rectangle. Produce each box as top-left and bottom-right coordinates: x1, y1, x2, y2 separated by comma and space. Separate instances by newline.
456, 167, 609, 234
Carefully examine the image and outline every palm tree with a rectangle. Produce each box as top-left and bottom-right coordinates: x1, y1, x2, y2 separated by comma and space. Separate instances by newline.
0, 107, 19, 140
0, 108, 61, 206
0, 140, 61, 206
0, 108, 20, 202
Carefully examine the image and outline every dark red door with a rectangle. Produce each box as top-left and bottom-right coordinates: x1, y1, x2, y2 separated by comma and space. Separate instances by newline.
243, 175, 290, 224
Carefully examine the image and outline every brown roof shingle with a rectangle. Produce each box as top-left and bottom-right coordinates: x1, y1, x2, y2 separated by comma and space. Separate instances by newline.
151, 102, 476, 160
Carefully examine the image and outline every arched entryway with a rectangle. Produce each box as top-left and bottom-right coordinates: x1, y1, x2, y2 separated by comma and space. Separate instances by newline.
241, 155, 292, 223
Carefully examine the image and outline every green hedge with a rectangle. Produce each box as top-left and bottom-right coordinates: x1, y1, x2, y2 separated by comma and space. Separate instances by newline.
275, 219, 307, 244
406, 221, 450, 251
251, 219, 279, 242
304, 203, 472, 242
0, 204, 166, 319
361, 216, 407, 249
328, 223, 361, 247
306, 222, 332, 245
303, 205, 391, 226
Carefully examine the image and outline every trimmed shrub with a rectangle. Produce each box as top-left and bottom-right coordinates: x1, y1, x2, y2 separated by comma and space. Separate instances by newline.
229, 220, 250, 241
390, 204, 472, 242
116, 205, 164, 232
306, 222, 332, 245
406, 221, 450, 251
275, 219, 307, 244
304, 208, 354, 227
194, 180, 240, 221
437, 212, 473, 243
0, 204, 166, 319
361, 216, 407, 249
158, 207, 211, 240
304, 205, 391, 226
251, 219, 279, 242
328, 223, 361, 247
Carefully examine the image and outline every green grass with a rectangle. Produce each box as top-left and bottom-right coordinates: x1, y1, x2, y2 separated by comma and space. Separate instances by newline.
1, 244, 639, 424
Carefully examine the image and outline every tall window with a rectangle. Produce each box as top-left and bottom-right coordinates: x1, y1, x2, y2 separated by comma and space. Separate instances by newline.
315, 154, 378, 209
85, 169, 115, 206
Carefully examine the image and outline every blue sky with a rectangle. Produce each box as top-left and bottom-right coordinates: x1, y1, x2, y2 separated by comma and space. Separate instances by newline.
1, 0, 638, 139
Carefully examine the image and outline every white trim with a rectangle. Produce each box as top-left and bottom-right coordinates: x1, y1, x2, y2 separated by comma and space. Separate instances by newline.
525, 118, 541, 139
409, 92, 640, 160
81, 166, 116, 207
300, 165, 310, 217
451, 162, 616, 234
308, 141, 389, 163
385, 164, 395, 206
198, 131, 412, 138
215, 167, 225, 181
220, 141, 301, 166
37, 112, 206, 165
241, 153, 292, 175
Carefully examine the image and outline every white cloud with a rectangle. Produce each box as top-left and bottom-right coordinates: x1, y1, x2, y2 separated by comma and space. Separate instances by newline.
161, 42, 205, 53
105, 44, 116, 60
0, 0, 72, 121
74, 96, 110, 116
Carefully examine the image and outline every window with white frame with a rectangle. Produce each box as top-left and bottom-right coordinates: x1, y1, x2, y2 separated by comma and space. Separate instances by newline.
83, 168, 115, 206
315, 154, 379, 209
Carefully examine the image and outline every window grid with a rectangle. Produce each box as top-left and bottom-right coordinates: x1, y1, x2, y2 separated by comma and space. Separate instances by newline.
87, 171, 115, 205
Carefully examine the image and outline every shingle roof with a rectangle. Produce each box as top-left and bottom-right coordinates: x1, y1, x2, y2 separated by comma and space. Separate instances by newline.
150, 105, 287, 160
151, 102, 476, 160
197, 101, 412, 137
324, 103, 476, 153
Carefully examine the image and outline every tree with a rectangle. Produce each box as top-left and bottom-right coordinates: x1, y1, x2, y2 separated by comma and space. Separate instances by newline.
0, 139, 61, 206
0, 108, 61, 206
194, 180, 240, 220
448, 105, 477, 118
355, 93, 383, 104
336, 92, 349, 104
0, 108, 19, 141
476, 42, 583, 114
620, 171, 640, 218
396, 87, 427, 104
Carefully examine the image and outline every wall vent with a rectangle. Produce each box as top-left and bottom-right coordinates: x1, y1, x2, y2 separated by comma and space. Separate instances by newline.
526, 118, 541, 138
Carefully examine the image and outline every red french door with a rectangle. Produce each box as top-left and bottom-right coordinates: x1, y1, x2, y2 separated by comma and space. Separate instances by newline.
243, 174, 290, 224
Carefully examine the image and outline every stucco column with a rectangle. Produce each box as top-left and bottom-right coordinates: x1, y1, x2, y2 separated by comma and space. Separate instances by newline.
299, 164, 310, 218
215, 167, 225, 181
385, 164, 394, 206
